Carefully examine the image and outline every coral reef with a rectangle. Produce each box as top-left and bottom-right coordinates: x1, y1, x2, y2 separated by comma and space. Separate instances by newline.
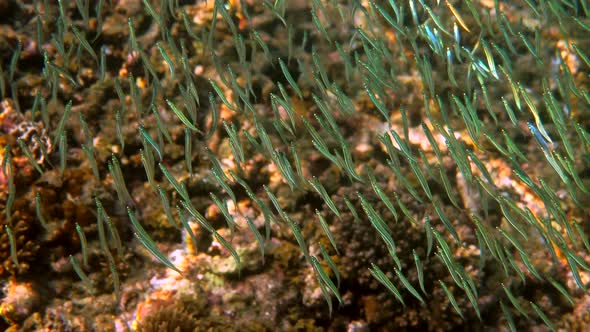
1, 0, 590, 331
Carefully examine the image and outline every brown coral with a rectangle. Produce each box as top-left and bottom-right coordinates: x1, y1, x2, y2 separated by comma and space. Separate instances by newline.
136, 301, 200, 332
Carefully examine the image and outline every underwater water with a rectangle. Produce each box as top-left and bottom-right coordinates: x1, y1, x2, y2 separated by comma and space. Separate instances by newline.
1, 0, 590, 331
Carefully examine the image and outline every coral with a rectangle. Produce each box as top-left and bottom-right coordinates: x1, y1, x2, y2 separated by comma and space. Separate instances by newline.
0, 200, 39, 277
135, 302, 200, 332
0, 279, 39, 325
1, 0, 590, 331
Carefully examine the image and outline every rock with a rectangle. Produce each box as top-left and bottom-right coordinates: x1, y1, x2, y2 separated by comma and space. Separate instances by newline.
0, 0, 16, 18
